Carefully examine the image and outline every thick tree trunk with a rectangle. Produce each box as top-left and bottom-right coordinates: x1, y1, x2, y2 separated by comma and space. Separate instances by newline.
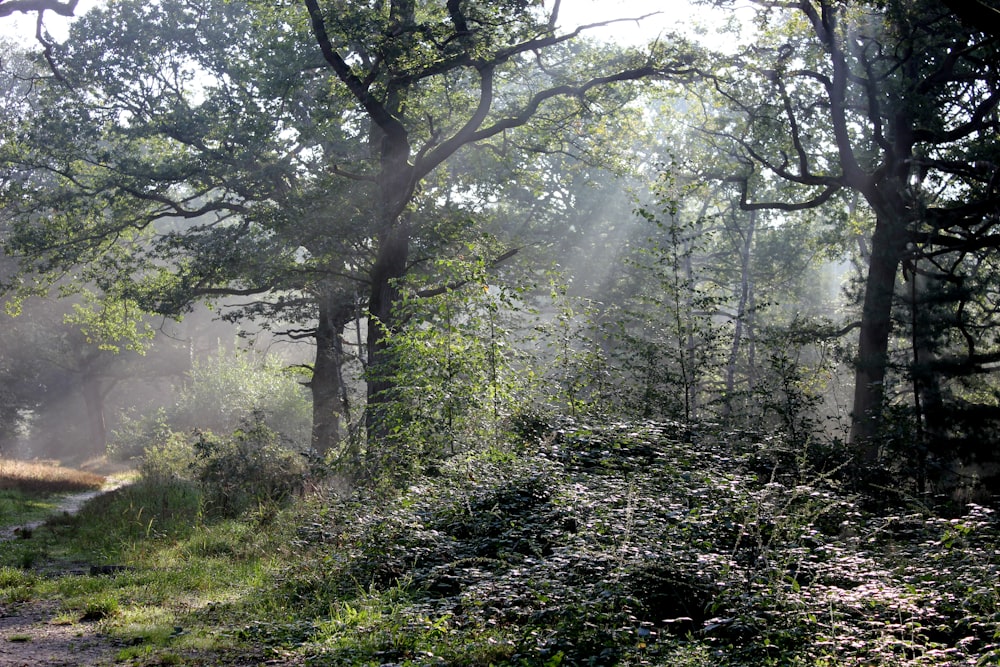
849, 212, 907, 463
365, 216, 411, 443
848, 99, 914, 464
363, 88, 416, 446
908, 270, 945, 494
310, 293, 345, 456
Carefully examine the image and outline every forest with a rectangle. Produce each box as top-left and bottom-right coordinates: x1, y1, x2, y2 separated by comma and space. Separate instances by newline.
1, 0, 999, 665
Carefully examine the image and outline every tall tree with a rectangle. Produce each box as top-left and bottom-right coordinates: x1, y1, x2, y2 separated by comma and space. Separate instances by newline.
702, 0, 1000, 465
297, 0, 695, 440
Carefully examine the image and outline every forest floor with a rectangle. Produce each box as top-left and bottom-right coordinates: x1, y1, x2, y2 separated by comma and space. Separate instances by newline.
1, 427, 999, 666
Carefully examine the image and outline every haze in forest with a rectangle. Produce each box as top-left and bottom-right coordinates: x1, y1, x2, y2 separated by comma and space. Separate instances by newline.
1, 0, 998, 504
2, 2, 999, 664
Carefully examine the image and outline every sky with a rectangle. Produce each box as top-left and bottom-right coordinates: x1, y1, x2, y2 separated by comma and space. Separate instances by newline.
557, 0, 736, 46
0, 0, 98, 45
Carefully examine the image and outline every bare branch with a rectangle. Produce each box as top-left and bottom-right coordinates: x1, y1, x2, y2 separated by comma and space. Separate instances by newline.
414, 246, 520, 299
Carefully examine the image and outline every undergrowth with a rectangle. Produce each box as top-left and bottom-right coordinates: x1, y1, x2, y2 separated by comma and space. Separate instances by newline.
230, 418, 1000, 666
1, 419, 998, 666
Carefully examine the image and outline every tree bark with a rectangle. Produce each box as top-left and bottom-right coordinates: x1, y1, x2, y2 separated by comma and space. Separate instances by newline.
364, 100, 416, 443
848, 210, 908, 463
310, 290, 350, 456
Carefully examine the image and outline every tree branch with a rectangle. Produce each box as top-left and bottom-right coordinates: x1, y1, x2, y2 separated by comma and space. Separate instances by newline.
302, 0, 408, 144
414, 246, 520, 299
941, 0, 1000, 39
414, 56, 684, 178
0, 0, 78, 18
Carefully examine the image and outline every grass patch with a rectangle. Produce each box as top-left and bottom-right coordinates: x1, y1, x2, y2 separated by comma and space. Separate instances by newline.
0, 473, 296, 662
80, 592, 121, 621
0, 458, 105, 494
0, 489, 63, 527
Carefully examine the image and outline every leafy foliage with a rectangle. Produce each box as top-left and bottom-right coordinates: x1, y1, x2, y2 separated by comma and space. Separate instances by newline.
192, 419, 307, 518
140, 415, 307, 519
110, 345, 311, 461
219, 418, 1000, 666
367, 251, 530, 474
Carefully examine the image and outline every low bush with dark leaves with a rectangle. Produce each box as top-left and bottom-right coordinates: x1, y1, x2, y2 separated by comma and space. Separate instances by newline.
250, 418, 1000, 666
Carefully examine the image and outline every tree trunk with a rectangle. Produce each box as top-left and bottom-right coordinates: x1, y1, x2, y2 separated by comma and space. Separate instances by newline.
683, 231, 699, 421
908, 269, 947, 493
848, 99, 915, 464
365, 215, 411, 444
362, 16, 416, 448
849, 212, 907, 463
80, 373, 107, 458
725, 208, 757, 414
310, 292, 346, 456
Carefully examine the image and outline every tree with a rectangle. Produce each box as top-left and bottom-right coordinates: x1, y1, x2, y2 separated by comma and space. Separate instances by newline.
1, 0, 371, 455
2, 0, 697, 470
297, 0, 696, 442
702, 0, 1000, 466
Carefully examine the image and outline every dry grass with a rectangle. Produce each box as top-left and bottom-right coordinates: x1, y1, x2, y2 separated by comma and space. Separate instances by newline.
0, 458, 105, 494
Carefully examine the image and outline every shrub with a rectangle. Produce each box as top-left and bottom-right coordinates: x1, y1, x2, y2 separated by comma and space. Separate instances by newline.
174, 346, 310, 445
138, 431, 200, 485
137, 414, 307, 520
108, 407, 173, 462
193, 417, 307, 518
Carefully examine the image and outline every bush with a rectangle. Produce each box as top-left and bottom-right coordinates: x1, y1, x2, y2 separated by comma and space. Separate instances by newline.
138, 415, 307, 519
139, 430, 200, 485
175, 346, 310, 445
193, 418, 307, 518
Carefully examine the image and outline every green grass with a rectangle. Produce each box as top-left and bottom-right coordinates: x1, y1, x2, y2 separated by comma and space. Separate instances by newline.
0, 476, 295, 663
0, 489, 64, 527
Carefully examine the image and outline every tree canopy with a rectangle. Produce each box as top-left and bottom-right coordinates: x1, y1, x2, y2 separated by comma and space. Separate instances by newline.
2, 0, 1000, 491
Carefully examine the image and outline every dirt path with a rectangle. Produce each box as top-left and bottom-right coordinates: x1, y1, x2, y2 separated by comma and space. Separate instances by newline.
0, 485, 114, 542
0, 480, 131, 666
0, 600, 120, 667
